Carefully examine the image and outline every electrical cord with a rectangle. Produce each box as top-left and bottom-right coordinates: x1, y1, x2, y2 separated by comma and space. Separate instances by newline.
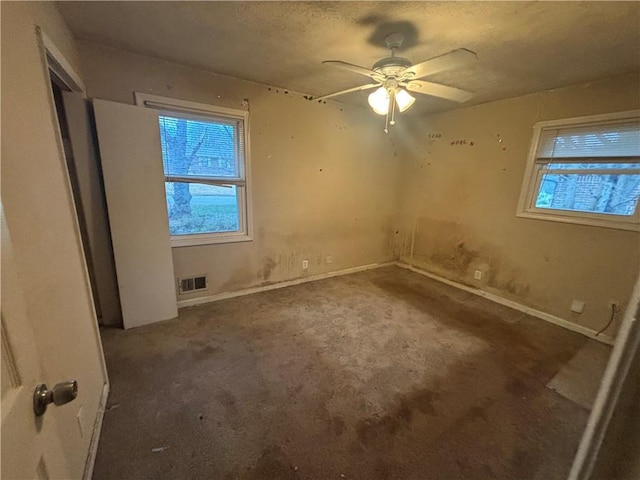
596, 303, 617, 336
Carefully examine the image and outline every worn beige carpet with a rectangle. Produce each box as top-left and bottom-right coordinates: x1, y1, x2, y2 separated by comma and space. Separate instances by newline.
94, 266, 599, 479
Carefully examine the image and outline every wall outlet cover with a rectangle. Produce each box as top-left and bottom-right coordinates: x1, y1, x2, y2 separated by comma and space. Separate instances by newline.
570, 299, 585, 314
474, 270, 482, 280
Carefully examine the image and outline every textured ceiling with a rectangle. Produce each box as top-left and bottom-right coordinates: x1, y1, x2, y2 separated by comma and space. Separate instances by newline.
57, 1, 640, 114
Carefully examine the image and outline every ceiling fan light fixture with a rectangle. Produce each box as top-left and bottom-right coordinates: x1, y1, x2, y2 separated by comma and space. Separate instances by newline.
395, 88, 416, 112
368, 86, 389, 115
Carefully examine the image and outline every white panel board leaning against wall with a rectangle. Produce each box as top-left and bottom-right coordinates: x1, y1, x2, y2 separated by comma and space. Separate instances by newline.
93, 99, 178, 329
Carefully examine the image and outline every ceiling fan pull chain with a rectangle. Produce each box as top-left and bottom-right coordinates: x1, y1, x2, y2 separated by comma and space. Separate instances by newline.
384, 104, 390, 133
390, 91, 397, 126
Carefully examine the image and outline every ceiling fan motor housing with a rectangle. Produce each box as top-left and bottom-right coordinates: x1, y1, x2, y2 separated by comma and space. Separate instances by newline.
372, 56, 413, 78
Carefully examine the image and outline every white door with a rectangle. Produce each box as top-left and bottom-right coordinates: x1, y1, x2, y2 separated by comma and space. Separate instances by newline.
93, 99, 178, 329
1, 207, 72, 479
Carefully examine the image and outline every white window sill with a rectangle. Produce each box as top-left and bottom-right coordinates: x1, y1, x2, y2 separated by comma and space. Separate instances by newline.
516, 210, 640, 232
170, 233, 253, 248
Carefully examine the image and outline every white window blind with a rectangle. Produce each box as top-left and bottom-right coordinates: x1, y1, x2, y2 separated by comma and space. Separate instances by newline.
537, 120, 640, 160
158, 114, 245, 184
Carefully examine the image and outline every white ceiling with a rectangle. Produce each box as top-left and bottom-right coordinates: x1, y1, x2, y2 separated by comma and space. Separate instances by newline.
57, 1, 640, 114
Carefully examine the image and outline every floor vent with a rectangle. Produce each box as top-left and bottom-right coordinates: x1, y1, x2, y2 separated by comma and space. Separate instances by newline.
178, 275, 208, 294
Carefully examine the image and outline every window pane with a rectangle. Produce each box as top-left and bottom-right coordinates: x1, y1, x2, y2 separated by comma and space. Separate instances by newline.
165, 182, 240, 235
159, 115, 241, 178
535, 173, 640, 216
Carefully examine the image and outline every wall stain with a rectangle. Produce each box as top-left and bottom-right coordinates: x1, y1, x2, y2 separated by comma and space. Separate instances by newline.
258, 257, 278, 281
428, 241, 479, 276
406, 217, 534, 302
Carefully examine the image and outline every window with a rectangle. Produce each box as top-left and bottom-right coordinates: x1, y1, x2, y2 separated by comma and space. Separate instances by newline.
517, 110, 640, 231
136, 93, 251, 246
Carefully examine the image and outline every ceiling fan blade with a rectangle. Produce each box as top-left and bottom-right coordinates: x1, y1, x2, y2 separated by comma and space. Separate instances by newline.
323, 60, 385, 80
404, 80, 474, 103
402, 48, 477, 80
313, 83, 380, 102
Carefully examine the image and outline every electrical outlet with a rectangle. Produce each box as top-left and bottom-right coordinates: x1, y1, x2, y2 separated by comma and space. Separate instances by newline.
302, 259, 309, 270
326, 255, 332, 264
474, 270, 482, 280
609, 300, 621, 312
570, 299, 585, 314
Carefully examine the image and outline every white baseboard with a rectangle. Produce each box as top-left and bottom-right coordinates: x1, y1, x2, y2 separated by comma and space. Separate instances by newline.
83, 381, 109, 480
176, 262, 395, 308
395, 262, 615, 346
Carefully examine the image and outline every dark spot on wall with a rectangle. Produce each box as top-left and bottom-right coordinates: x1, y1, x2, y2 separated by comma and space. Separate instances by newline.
428, 245, 479, 277
259, 257, 278, 281
487, 269, 531, 298
319, 168, 323, 172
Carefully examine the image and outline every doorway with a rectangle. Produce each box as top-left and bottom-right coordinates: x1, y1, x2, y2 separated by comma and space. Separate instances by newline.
46, 54, 122, 327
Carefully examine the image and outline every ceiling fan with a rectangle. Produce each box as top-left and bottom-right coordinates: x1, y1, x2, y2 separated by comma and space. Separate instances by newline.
315, 33, 477, 132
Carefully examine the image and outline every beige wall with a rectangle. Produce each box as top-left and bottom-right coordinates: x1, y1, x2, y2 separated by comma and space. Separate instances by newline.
396, 73, 640, 335
1, 1, 106, 476
78, 41, 402, 301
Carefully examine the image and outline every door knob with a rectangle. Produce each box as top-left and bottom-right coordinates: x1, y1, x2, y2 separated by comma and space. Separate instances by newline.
33, 380, 78, 416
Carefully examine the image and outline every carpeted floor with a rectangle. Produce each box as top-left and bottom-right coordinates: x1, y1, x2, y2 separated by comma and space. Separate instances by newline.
94, 266, 598, 479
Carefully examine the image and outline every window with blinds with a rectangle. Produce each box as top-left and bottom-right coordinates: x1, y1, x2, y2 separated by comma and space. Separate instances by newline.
136, 93, 252, 246
518, 111, 640, 231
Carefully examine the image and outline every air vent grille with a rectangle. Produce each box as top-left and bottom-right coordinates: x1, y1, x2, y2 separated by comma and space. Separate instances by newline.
178, 275, 208, 294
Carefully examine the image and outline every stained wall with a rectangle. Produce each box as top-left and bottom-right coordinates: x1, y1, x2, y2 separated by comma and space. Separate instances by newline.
395, 73, 640, 335
78, 41, 402, 302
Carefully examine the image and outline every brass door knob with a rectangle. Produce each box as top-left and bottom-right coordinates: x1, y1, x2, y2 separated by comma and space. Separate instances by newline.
33, 380, 78, 416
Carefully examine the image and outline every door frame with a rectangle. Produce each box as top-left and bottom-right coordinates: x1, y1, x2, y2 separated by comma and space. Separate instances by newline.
35, 25, 110, 480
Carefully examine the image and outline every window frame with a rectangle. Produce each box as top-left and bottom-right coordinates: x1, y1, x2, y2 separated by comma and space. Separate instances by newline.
135, 92, 253, 247
516, 110, 640, 232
